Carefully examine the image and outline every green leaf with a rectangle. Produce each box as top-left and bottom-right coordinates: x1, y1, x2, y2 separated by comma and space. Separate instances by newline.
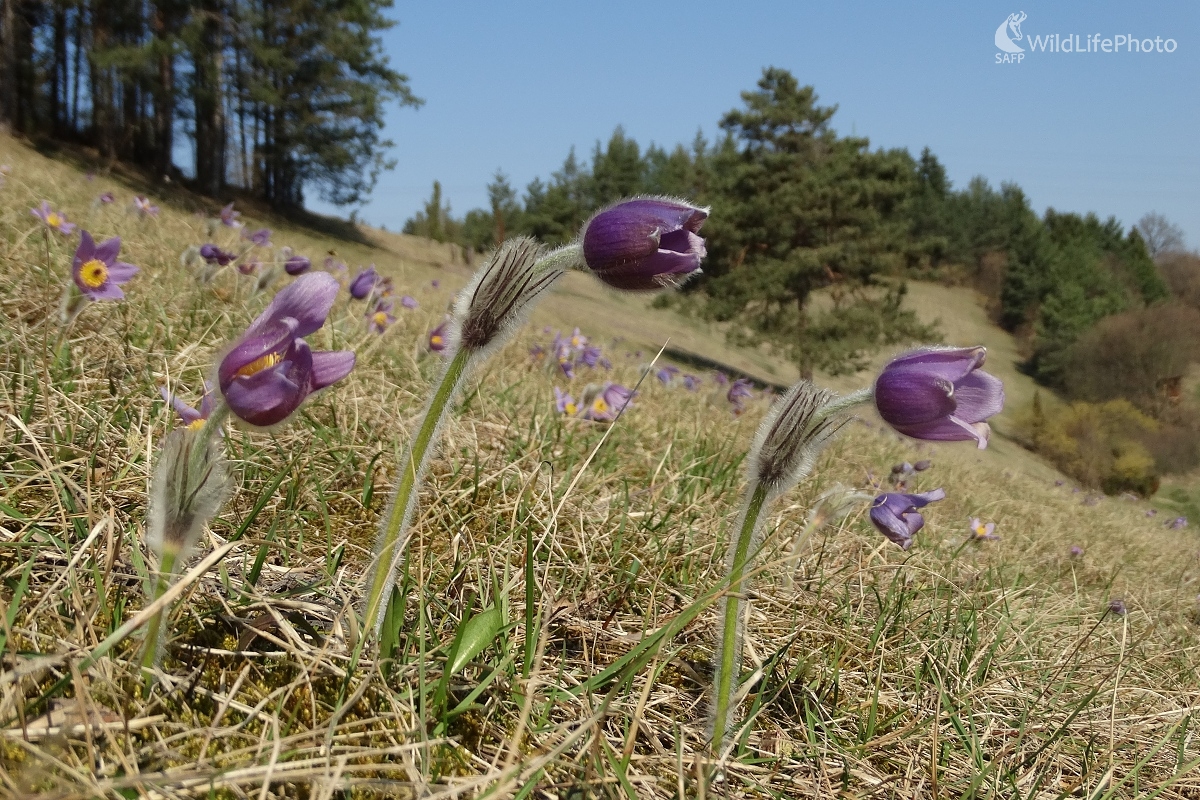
447, 605, 502, 678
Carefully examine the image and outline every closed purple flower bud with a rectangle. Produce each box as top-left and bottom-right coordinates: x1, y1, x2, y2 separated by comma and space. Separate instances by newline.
874, 346, 1005, 449
400, 295, 418, 309
727, 378, 754, 413
349, 266, 378, 299
713, 371, 729, 386
581, 197, 708, 291
217, 272, 355, 427
1069, 545, 1084, 557
578, 345, 603, 368
72, 231, 138, 301
1108, 599, 1127, 616
284, 254, 312, 275
913, 459, 932, 472
870, 489, 946, 550
655, 365, 679, 385
245, 227, 272, 247
682, 374, 701, 392
200, 244, 235, 266
98, 192, 115, 204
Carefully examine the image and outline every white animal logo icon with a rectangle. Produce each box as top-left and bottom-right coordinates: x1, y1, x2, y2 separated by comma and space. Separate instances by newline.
995, 12, 1027, 53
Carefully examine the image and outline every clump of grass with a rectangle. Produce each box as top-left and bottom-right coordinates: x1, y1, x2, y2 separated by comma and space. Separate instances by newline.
1, 133, 1200, 797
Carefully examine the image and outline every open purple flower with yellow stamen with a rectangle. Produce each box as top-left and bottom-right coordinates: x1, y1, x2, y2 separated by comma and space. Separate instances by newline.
217, 272, 355, 428
32, 200, 77, 235
581, 382, 633, 422
366, 298, 395, 334
969, 517, 999, 541
870, 489, 946, 550
72, 231, 138, 301
428, 319, 450, 353
284, 254, 311, 275
133, 195, 159, 217
581, 197, 708, 291
874, 346, 1004, 449
349, 266, 378, 300
554, 387, 578, 415
160, 383, 218, 432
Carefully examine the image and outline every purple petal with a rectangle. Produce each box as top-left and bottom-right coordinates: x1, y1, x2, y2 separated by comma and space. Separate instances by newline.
85, 281, 126, 301
250, 272, 338, 339
888, 414, 985, 444
92, 236, 121, 265
952, 369, 1005, 424
882, 347, 986, 384
874, 369, 956, 427
159, 386, 202, 425
223, 341, 313, 427
106, 261, 139, 283
310, 350, 355, 390
72, 230, 96, 274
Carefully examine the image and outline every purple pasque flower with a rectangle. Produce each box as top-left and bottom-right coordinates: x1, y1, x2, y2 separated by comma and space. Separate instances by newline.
284, 254, 312, 275
245, 227, 272, 247
219, 202, 241, 227
238, 257, 261, 276
366, 298, 395, 334
969, 517, 999, 541
581, 197, 708, 291
529, 344, 546, 364
874, 346, 1004, 449
200, 244, 237, 266
578, 345, 603, 368
400, 295, 418, 309
133, 195, 159, 217
1168, 516, 1188, 529
217, 272, 355, 427
727, 378, 754, 413
1069, 545, 1084, 557
655, 365, 679, 385
1108, 599, 1127, 616
32, 200, 77, 235
870, 489, 946, 550
97, 192, 115, 204
558, 357, 575, 379
554, 387, 578, 415
581, 382, 633, 422
428, 319, 450, 353
72, 231, 138, 301
569, 328, 587, 349
349, 266, 379, 300
160, 384, 218, 431
682, 374, 701, 392
713, 371, 729, 386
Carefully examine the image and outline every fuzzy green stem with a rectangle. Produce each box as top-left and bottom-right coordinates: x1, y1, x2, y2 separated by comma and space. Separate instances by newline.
361, 347, 471, 642
710, 480, 769, 752
139, 549, 178, 677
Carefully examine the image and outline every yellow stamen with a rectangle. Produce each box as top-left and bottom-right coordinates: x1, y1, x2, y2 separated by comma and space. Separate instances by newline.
234, 351, 282, 378
431, 335, 443, 346
47, 212, 62, 228
565, 402, 577, 415
373, 311, 389, 327
592, 398, 609, 414
79, 258, 108, 288
186, 419, 206, 431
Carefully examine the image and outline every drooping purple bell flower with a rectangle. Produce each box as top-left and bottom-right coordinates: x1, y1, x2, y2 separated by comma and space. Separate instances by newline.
72, 231, 138, 301
349, 266, 379, 300
217, 272, 355, 427
200, 243, 236, 266
874, 346, 1004, 449
581, 197, 708, 291
284, 254, 312, 275
869, 489, 946, 550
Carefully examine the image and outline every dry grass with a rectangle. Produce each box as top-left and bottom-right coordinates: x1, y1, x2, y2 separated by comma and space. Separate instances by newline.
1, 132, 1199, 798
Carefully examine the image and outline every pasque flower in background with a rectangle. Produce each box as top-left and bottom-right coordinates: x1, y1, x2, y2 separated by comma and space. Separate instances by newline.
133, 195, 159, 217
284, 254, 311, 275
72, 231, 138, 302
349, 266, 379, 299
32, 200, 77, 235
870, 489, 947, 550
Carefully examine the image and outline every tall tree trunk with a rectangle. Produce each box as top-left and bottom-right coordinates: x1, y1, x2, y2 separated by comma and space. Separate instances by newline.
51, 2, 66, 136
193, 0, 225, 196
152, 2, 174, 178
0, 0, 16, 128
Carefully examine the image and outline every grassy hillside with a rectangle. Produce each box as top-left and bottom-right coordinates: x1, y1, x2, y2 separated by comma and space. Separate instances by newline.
2, 133, 1199, 798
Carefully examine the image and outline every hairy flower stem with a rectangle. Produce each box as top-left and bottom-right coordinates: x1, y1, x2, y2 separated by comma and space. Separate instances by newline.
710, 481, 768, 753
139, 402, 230, 679
361, 347, 471, 642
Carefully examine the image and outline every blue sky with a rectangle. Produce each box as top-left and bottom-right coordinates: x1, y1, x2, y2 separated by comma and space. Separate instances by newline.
312, 1, 1199, 248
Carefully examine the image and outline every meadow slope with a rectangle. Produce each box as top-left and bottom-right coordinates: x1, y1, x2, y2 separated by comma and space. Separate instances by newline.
1, 134, 1199, 798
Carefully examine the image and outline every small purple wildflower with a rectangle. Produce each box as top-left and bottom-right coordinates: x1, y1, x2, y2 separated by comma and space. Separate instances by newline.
284, 255, 312, 276
366, 298, 395, 334
569, 328, 588, 349
727, 378, 754, 414
1108, 599, 1127, 616
1069, 545, 1084, 557
713, 371, 729, 386
400, 295, 418, 310
682, 374, 701, 392
219, 202, 241, 227
160, 384, 218, 431
578, 345, 602, 368
581, 197, 708, 291
529, 344, 546, 365
98, 192, 115, 205
554, 387, 578, 415
199, 244, 236, 266
559, 358, 575, 379
655, 365, 679, 385
1145, 509, 1157, 517
428, 319, 450, 353
217, 272, 355, 427
581, 382, 633, 422
133, 195, 159, 217
432, 279, 440, 289
874, 346, 1005, 449
913, 459, 932, 472
245, 228, 272, 247
72, 231, 138, 301
1168, 516, 1188, 529
238, 257, 260, 276
32, 200, 77, 235
969, 518, 999, 542
349, 266, 379, 299
870, 489, 947, 550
